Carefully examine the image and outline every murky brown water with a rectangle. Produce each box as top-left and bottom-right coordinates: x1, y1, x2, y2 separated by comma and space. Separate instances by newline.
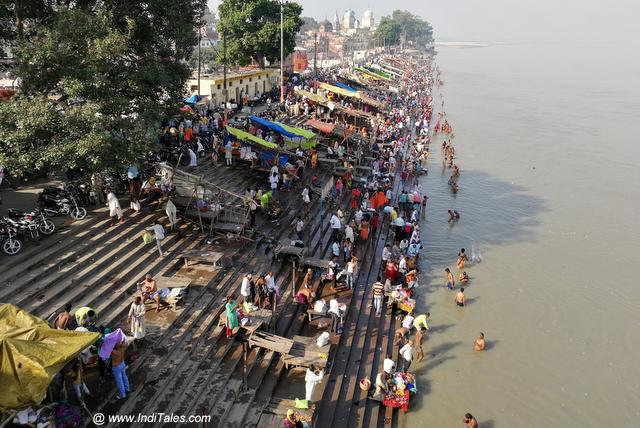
403, 43, 640, 427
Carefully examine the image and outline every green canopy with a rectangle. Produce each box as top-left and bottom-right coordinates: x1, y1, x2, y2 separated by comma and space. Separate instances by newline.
273, 122, 317, 149
226, 125, 277, 149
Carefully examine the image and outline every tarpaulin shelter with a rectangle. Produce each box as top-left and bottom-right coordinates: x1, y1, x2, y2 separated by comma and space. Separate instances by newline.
295, 89, 328, 104
319, 83, 360, 98
226, 125, 277, 149
304, 119, 336, 135
184, 94, 201, 104
272, 122, 317, 149
248, 116, 301, 140
0, 304, 100, 410
334, 82, 357, 93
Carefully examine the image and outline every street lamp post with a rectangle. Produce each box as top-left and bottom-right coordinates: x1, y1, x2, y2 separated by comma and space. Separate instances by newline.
280, 0, 285, 103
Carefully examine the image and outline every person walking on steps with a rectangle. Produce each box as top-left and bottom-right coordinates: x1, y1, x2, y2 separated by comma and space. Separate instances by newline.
147, 220, 165, 256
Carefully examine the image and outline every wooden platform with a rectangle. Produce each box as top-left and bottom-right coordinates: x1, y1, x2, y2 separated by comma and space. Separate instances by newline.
181, 249, 223, 268
282, 335, 331, 369
248, 330, 294, 355
218, 307, 273, 335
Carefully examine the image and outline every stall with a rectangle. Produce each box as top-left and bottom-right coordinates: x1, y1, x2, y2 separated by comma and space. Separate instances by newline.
382, 372, 417, 412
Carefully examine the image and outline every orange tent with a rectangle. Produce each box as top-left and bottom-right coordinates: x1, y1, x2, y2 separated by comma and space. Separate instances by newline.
304, 119, 335, 135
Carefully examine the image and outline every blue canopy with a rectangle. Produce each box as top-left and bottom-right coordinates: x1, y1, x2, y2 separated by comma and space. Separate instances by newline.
184, 94, 201, 104
248, 115, 302, 139
334, 82, 357, 93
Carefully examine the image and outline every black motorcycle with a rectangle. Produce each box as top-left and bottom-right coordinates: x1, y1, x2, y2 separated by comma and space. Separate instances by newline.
0, 221, 24, 255
38, 190, 87, 220
7, 208, 56, 235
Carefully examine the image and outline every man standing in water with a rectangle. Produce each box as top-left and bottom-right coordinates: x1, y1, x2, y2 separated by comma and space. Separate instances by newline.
415, 327, 427, 362
463, 413, 478, 428
455, 288, 466, 307
445, 268, 455, 290
474, 333, 485, 351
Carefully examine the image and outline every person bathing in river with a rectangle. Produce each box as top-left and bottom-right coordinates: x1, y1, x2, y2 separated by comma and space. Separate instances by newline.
445, 268, 455, 290
448, 209, 460, 223
459, 271, 470, 284
457, 248, 468, 269
474, 333, 486, 351
455, 288, 466, 307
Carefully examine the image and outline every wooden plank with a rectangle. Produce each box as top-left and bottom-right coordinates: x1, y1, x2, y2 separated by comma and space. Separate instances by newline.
154, 275, 193, 289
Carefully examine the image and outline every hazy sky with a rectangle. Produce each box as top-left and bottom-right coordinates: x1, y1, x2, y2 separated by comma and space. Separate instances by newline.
208, 0, 635, 43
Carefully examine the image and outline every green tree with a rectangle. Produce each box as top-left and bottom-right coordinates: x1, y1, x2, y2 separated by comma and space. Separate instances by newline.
374, 16, 401, 46
0, 0, 206, 177
216, 0, 304, 68
300, 16, 318, 33
374, 10, 434, 48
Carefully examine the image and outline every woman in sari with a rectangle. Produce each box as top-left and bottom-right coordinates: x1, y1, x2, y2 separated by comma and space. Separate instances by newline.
359, 217, 370, 241
225, 295, 239, 338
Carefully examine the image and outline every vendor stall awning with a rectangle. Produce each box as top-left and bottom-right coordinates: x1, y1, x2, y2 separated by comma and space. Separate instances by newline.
226, 125, 277, 149
0, 304, 100, 410
272, 122, 317, 149
304, 119, 336, 135
319, 82, 360, 98
248, 115, 302, 140
295, 89, 329, 105
334, 82, 357, 93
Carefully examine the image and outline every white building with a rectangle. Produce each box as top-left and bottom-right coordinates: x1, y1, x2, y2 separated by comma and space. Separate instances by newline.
361, 9, 374, 29
343, 10, 356, 31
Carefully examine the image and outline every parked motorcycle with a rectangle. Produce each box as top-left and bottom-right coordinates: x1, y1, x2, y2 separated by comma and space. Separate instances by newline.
0, 222, 23, 255
38, 191, 87, 220
2, 216, 40, 241
6, 208, 56, 235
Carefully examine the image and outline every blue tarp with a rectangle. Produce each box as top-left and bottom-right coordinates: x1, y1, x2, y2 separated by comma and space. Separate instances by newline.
259, 152, 289, 169
249, 116, 302, 140
184, 95, 200, 104
335, 82, 357, 93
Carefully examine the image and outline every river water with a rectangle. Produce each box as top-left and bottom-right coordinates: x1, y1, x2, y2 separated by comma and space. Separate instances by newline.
403, 43, 640, 427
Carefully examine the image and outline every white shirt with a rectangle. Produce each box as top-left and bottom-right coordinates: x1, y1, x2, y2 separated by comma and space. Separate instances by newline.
147, 224, 165, 240
329, 215, 341, 230
400, 343, 413, 362
383, 358, 395, 373
402, 314, 415, 330
107, 192, 121, 216
302, 188, 310, 203
188, 148, 197, 167
265, 274, 277, 293
382, 247, 391, 261
296, 220, 304, 232
241, 276, 252, 297
344, 225, 354, 242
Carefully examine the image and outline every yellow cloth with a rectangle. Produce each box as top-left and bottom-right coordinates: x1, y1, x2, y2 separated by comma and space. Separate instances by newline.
0, 304, 99, 410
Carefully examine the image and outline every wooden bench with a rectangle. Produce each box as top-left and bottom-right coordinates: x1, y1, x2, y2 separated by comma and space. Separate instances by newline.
303, 257, 331, 269
273, 242, 305, 261
140, 275, 192, 309
217, 308, 273, 335
182, 250, 224, 269
282, 335, 331, 370
248, 330, 293, 355
306, 301, 349, 326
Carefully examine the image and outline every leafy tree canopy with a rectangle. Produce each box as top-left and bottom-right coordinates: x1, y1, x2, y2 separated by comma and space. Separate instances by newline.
216, 0, 304, 68
374, 10, 434, 47
300, 16, 319, 33
0, 0, 206, 177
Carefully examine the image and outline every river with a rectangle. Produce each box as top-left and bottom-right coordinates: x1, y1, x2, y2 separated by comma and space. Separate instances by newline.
403, 42, 640, 427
